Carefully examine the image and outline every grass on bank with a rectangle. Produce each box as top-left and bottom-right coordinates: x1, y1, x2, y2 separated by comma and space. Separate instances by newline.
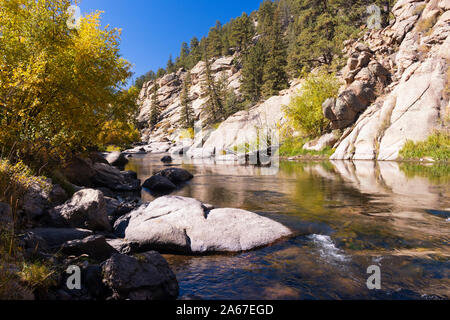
0, 160, 56, 299
399, 131, 450, 161
279, 136, 335, 158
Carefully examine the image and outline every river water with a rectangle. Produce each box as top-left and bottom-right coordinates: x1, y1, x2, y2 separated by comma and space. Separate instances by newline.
126, 155, 449, 300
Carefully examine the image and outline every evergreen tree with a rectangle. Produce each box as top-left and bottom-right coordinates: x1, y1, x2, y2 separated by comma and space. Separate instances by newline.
179, 72, 195, 128
262, 8, 289, 98
188, 37, 201, 68
149, 82, 161, 128
257, 0, 276, 34
207, 21, 224, 58
166, 55, 176, 73
240, 41, 266, 103
230, 12, 255, 52
178, 42, 190, 69
156, 68, 166, 78
201, 43, 226, 126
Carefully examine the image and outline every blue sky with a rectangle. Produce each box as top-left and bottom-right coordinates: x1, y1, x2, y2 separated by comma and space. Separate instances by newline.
79, 0, 263, 85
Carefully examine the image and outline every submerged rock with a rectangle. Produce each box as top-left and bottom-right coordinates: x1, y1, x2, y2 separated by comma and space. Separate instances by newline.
124, 196, 292, 253
102, 252, 179, 300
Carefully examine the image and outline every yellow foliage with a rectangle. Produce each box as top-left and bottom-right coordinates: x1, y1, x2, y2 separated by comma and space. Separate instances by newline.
0, 0, 136, 168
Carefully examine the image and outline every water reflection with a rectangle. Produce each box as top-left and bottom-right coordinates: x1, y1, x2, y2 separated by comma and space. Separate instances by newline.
126, 155, 449, 300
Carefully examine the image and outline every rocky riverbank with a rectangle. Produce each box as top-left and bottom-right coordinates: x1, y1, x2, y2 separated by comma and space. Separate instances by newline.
0, 151, 292, 300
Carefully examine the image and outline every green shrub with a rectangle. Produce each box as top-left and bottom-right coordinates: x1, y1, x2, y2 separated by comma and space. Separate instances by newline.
284, 72, 339, 138
399, 131, 450, 161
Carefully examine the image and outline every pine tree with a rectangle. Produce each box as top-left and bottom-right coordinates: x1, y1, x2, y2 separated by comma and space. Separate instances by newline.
201, 43, 226, 126
156, 68, 166, 78
178, 42, 190, 69
230, 12, 255, 53
149, 82, 160, 128
240, 41, 266, 103
179, 72, 195, 128
257, 0, 276, 34
207, 21, 224, 58
262, 8, 289, 98
166, 55, 176, 74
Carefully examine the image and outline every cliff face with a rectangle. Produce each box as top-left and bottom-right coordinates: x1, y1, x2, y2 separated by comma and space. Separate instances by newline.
136, 55, 242, 143
329, 0, 449, 160
136, 0, 449, 161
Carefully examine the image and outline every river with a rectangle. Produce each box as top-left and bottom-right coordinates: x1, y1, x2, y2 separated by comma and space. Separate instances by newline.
125, 155, 449, 300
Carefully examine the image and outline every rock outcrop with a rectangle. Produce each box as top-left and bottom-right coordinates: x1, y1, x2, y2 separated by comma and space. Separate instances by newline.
328, 0, 449, 160
123, 196, 292, 253
136, 1, 448, 161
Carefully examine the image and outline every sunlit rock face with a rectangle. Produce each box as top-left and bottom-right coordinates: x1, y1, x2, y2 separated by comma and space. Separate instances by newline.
329, 0, 449, 160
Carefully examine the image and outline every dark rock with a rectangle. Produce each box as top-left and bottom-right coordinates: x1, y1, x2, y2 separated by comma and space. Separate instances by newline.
121, 170, 138, 181
84, 265, 107, 298
142, 175, 176, 193
89, 152, 109, 165
49, 189, 111, 232
63, 157, 95, 187
161, 156, 173, 163
29, 228, 93, 248
49, 184, 69, 206
92, 163, 141, 192
102, 252, 179, 300
155, 168, 193, 184
113, 213, 132, 238
21, 180, 52, 220
105, 152, 129, 168
61, 235, 116, 261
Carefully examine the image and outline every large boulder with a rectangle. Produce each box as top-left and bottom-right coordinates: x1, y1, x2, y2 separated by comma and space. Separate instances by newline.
105, 152, 129, 168
102, 252, 179, 300
21, 180, 52, 219
50, 189, 111, 232
92, 163, 141, 192
29, 228, 93, 248
61, 235, 116, 261
124, 196, 292, 253
63, 157, 96, 187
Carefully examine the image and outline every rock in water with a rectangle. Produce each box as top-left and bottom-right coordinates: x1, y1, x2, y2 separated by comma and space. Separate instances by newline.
102, 252, 179, 300
50, 189, 111, 232
154, 168, 193, 184
105, 152, 129, 168
161, 155, 173, 163
142, 175, 176, 193
124, 196, 292, 253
